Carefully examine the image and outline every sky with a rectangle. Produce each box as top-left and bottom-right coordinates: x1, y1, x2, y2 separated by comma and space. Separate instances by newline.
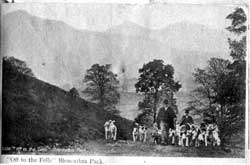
2, 2, 246, 31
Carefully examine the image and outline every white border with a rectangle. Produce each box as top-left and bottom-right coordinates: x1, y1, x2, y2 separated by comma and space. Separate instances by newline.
0, 0, 249, 165
0, 155, 249, 165
2, 0, 249, 5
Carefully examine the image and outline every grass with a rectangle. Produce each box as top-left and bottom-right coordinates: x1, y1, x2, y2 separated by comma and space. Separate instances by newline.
3, 140, 245, 158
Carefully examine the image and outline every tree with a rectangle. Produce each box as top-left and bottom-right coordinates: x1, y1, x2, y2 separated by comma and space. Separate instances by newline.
195, 58, 231, 106
4, 0, 15, 3
192, 58, 231, 124
135, 59, 181, 123
226, 7, 247, 35
2, 56, 46, 147
226, 7, 247, 104
223, 7, 246, 137
2, 56, 83, 147
135, 94, 154, 126
189, 7, 247, 142
69, 87, 79, 97
3, 56, 35, 77
83, 64, 120, 114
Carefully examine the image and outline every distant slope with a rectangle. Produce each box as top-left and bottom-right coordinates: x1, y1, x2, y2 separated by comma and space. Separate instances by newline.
117, 92, 143, 120
2, 60, 133, 147
151, 22, 231, 52
2, 10, 109, 87
2, 10, 230, 92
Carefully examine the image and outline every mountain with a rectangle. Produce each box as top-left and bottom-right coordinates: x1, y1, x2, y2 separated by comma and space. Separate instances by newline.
106, 21, 152, 37
2, 10, 232, 117
2, 58, 133, 147
117, 91, 144, 120
151, 22, 231, 52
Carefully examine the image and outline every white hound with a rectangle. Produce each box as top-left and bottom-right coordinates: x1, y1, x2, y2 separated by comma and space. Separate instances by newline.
132, 123, 139, 142
104, 120, 117, 141
109, 120, 117, 140
138, 125, 147, 142
104, 120, 111, 140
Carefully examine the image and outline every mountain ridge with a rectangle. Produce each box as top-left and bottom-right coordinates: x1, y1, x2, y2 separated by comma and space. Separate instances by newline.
2, 10, 231, 114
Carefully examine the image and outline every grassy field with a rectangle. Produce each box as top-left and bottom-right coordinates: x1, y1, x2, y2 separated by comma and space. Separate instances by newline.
3, 139, 244, 158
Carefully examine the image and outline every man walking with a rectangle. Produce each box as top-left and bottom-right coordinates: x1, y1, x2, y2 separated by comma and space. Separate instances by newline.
180, 109, 193, 126
156, 99, 176, 145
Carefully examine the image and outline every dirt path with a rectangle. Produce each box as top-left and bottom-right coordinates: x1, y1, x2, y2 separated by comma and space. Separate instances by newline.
5, 140, 244, 158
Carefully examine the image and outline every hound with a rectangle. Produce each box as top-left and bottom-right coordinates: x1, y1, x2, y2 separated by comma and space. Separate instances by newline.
109, 120, 117, 140
212, 129, 221, 146
132, 123, 139, 142
206, 124, 215, 146
169, 128, 176, 145
104, 120, 117, 141
104, 120, 111, 140
151, 123, 161, 144
190, 125, 200, 147
175, 124, 182, 146
207, 124, 221, 146
198, 130, 207, 147
179, 125, 189, 147
139, 125, 147, 142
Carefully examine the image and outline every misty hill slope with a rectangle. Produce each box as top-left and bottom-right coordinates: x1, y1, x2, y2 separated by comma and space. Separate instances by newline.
151, 22, 231, 52
117, 92, 144, 120
2, 10, 230, 91
2, 10, 111, 87
2, 61, 133, 147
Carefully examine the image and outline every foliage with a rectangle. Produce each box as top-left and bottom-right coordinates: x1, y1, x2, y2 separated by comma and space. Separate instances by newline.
135, 95, 154, 126
3, 56, 35, 77
69, 87, 80, 97
223, 7, 246, 140
2, 57, 80, 147
226, 7, 246, 104
2, 57, 133, 148
83, 64, 120, 114
226, 7, 247, 35
4, 0, 15, 3
135, 59, 181, 123
189, 7, 246, 143
192, 58, 231, 107
228, 36, 246, 61
191, 58, 245, 142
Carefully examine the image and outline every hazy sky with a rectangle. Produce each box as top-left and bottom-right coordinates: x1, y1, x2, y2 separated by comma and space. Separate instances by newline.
2, 2, 245, 31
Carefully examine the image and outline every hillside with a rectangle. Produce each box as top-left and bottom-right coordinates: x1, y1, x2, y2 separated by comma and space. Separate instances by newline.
117, 92, 143, 120
2, 59, 133, 148
151, 22, 231, 52
2, 10, 230, 91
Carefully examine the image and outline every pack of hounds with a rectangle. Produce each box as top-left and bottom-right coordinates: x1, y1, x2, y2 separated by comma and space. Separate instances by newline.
104, 120, 221, 147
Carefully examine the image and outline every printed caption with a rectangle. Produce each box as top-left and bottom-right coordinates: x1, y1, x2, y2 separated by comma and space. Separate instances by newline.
5, 156, 104, 164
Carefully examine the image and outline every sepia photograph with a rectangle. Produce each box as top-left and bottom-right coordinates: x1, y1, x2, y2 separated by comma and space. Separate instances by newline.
1, 0, 248, 160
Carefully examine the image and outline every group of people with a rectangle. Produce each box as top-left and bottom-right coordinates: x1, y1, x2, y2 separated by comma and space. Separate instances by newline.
155, 99, 194, 145
152, 99, 221, 147
104, 99, 221, 147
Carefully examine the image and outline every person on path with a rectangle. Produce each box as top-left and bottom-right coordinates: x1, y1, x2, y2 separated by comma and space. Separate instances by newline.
156, 99, 176, 145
